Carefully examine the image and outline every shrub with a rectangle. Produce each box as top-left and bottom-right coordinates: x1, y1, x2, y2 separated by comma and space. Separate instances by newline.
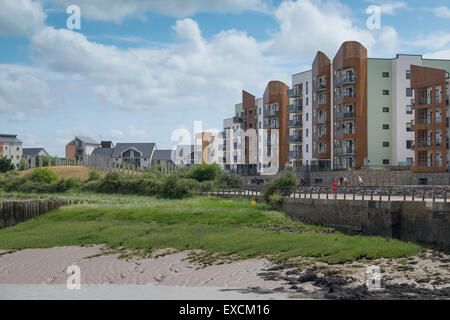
87, 170, 101, 181
48, 178, 83, 193
0, 158, 15, 173
199, 180, 215, 192
263, 172, 298, 203
184, 163, 222, 182
268, 193, 284, 206
26, 168, 58, 184
215, 173, 241, 187
160, 175, 199, 199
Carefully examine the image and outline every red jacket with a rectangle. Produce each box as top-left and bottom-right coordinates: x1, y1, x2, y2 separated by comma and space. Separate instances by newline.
332, 182, 337, 192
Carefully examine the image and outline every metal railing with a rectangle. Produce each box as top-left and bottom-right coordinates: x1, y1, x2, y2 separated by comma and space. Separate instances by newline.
287, 119, 302, 128
335, 112, 356, 121
287, 136, 302, 143
287, 104, 303, 113
201, 185, 450, 203
287, 88, 302, 97
287, 151, 302, 159
264, 109, 279, 117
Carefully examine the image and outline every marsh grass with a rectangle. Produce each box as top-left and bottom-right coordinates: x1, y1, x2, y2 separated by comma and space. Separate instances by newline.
0, 192, 420, 264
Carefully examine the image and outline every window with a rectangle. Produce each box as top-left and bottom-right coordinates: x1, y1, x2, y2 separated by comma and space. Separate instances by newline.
406, 70, 411, 80
406, 140, 414, 149
382, 124, 389, 130
306, 81, 309, 94
16, 147, 20, 151
306, 113, 309, 121
382, 90, 390, 95
406, 122, 412, 132
383, 159, 390, 165
382, 72, 389, 78
306, 144, 309, 152
382, 107, 389, 113
407, 157, 413, 165
306, 97, 309, 105
406, 88, 413, 97
306, 129, 309, 137
382, 142, 390, 147
406, 105, 413, 114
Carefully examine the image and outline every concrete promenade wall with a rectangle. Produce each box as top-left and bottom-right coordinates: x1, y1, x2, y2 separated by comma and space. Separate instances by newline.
274, 199, 450, 246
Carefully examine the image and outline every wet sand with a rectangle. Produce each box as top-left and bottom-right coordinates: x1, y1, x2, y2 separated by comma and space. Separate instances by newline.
1, 245, 449, 299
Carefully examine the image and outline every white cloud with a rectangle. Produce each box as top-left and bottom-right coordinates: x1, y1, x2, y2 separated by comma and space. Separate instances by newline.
28, 20, 285, 113
43, 0, 267, 22
408, 32, 450, 51
267, 0, 377, 60
109, 129, 124, 139
364, 1, 408, 15
0, 66, 57, 116
127, 126, 149, 140
22, 133, 39, 146
423, 49, 450, 60
0, 0, 47, 36
432, 6, 450, 19
11, 111, 26, 122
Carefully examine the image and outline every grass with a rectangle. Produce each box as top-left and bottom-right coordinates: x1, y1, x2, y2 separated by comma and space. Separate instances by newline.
19, 166, 101, 180
0, 193, 421, 264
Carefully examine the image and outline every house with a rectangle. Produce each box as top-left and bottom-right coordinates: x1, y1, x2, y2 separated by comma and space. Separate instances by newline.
22, 148, 49, 159
111, 143, 156, 170
151, 150, 175, 166
0, 134, 23, 168
173, 145, 196, 167
65, 136, 100, 161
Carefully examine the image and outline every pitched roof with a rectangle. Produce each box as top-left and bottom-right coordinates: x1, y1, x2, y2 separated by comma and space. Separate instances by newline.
152, 149, 174, 161
111, 143, 156, 158
91, 147, 114, 158
75, 136, 99, 145
0, 134, 22, 143
22, 148, 48, 156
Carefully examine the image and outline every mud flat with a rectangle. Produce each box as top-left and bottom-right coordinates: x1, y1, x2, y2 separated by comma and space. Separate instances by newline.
0, 246, 449, 299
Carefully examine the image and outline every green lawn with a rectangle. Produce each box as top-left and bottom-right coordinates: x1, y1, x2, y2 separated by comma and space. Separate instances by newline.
0, 192, 420, 264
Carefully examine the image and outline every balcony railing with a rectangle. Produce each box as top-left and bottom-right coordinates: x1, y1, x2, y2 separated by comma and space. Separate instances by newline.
335, 147, 355, 155
316, 147, 327, 154
417, 140, 432, 147
317, 97, 327, 105
335, 92, 356, 100
287, 136, 302, 144
335, 128, 355, 136
287, 119, 302, 128
335, 112, 356, 121
316, 82, 326, 91
418, 97, 432, 105
417, 118, 432, 125
418, 161, 433, 167
287, 88, 302, 97
264, 109, 279, 117
287, 151, 302, 159
315, 132, 327, 139
264, 122, 279, 129
316, 117, 326, 124
336, 75, 356, 86
287, 104, 303, 113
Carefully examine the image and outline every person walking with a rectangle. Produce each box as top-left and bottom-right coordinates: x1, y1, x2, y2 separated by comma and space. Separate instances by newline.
343, 177, 348, 186
332, 179, 338, 199
358, 175, 363, 186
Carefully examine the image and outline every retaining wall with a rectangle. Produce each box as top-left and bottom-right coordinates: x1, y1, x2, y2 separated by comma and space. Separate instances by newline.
274, 199, 450, 246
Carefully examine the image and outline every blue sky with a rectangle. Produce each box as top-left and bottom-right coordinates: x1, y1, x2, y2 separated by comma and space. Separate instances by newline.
1, 0, 450, 156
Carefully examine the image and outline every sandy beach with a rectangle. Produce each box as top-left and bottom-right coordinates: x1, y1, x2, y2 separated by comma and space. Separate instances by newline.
1, 245, 449, 299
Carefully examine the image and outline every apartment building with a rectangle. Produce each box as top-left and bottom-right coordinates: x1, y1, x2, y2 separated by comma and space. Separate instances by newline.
263, 81, 290, 171
287, 70, 312, 168
285, 41, 450, 172
0, 134, 23, 168
65, 136, 100, 161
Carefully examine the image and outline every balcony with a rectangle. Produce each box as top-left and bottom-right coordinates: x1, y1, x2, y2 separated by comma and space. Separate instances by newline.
335, 128, 355, 136
287, 119, 302, 128
336, 74, 356, 86
287, 136, 302, 144
335, 112, 356, 121
316, 147, 327, 154
287, 104, 303, 113
317, 97, 327, 105
316, 82, 326, 91
418, 161, 433, 167
264, 122, 279, 129
417, 139, 432, 147
264, 109, 279, 117
233, 116, 242, 123
287, 88, 302, 97
418, 97, 432, 105
335, 92, 356, 100
287, 151, 302, 159
315, 131, 327, 139
335, 147, 355, 155
316, 116, 326, 124
417, 118, 432, 125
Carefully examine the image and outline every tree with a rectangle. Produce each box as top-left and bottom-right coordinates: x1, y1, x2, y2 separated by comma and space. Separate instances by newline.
0, 158, 16, 173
